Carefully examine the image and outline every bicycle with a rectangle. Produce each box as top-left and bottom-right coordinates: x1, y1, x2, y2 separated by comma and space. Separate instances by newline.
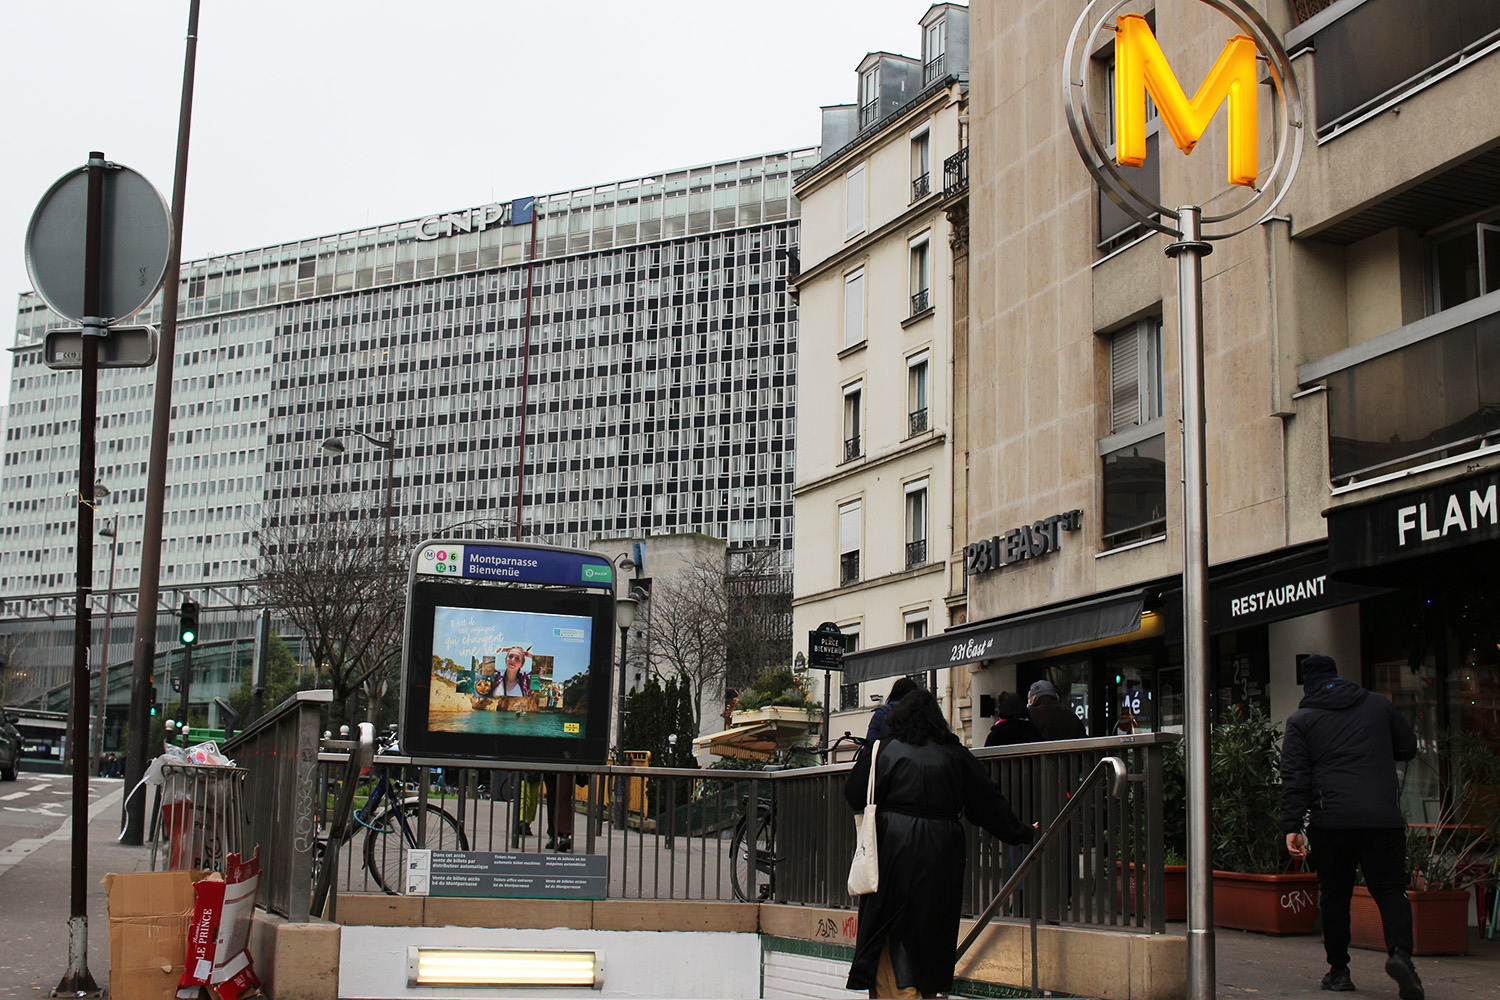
317, 728, 470, 895
730, 733, 867, 902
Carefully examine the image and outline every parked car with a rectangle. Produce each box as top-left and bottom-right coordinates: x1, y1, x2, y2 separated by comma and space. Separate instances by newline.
0, 713, 21, 781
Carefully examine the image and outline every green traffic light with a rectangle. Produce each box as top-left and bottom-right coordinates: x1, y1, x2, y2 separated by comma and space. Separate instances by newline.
182, 630, 196, 645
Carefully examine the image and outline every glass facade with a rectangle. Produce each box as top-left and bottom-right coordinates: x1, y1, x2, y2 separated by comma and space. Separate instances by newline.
1, 150, 816, 704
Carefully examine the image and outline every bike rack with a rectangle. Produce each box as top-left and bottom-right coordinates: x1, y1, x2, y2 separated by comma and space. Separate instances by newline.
312, 722, 375, 921
954, 755, 1129, 992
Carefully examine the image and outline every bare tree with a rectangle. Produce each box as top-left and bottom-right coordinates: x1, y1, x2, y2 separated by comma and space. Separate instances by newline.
255, 499, 407, 721
642, 545, 793, 732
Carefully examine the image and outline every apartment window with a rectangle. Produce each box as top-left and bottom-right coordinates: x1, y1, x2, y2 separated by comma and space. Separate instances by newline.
904, 612, 928, 642
839, 500, 861, 585
904, 480, 929, 569
1433, 222, 1500, 312
924, 17, 947, 83
844, 268, 866, 348
843, 382, 863, 462
845, 165, 866, 240
1101, 317, 1166, 547
860, 66, 881, 128
909, 235, 931, 316
907, 352, 929, 436
911, 127, 931, 202
1109, 318, 1163, 432
838, 631, 862, 710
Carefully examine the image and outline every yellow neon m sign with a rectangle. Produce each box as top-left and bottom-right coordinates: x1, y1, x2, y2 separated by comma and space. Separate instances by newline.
1114, 13, 1259, 187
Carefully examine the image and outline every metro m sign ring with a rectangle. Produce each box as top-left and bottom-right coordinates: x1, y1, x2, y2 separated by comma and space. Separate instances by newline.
1064, 0, 1302, 240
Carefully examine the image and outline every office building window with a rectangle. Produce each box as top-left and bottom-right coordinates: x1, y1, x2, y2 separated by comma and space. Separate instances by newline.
909, 235, 931, 317
843, 382, 863, 462
1109, 318, 1163, 433
907, 351, 929, 436
904, 480, 928, 569
844, 269, 866, 349
1102, 317, 1166, 547
846, 165, 866, 240
839, 500, 861, 586
1433, 222, 1500, 312
911, 127, 931, 201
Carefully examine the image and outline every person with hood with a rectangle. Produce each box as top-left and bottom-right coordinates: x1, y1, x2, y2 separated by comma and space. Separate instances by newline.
844, 688, 1034, 998
1026, 679, 1085, 740
984, 691, 1044, 747
1281, 654, 1422, 1000
865, 676, 920, 743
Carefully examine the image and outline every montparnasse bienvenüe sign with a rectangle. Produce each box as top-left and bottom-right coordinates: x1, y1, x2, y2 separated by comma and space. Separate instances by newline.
1064, 0, 1302, 239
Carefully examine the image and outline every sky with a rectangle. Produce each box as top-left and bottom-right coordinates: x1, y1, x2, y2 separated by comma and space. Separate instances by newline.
0, 0, 938, 412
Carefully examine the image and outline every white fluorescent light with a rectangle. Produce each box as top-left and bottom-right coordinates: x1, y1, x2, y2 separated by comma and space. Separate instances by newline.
407, 948, 601, 989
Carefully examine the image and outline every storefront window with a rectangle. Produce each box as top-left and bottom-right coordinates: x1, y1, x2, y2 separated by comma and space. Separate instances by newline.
1043, 659, 1093, 736
1109, 654, 1156, 733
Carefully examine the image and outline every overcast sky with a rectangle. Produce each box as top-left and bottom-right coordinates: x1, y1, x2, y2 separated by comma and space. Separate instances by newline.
2, 0, 937, 412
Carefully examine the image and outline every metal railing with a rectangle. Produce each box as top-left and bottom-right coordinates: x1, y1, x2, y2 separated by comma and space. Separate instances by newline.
912, 172, 931, 201
909, 407, 929, 436
910, 288, 931, 316
222, 689, 331, 921
905, 538, 928, 568
844, 435, 861, 462
944, 147, 969, 197
229, 707, 1175, 930
924, 54, 947, 84
839, 551, 860, 585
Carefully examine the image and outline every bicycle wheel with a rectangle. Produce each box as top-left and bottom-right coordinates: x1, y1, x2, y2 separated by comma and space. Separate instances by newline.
363, 801, 469, 894
730, 806, 774, 902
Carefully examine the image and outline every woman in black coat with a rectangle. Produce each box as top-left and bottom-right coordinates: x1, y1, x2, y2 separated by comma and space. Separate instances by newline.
844, 689, 1034, 998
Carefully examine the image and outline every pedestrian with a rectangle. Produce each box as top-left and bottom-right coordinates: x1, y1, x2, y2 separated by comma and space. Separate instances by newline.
984, 691, 1044, 747
1026, 680, 1085, 740
844, 688, 1034, 998
865, 676, 920, 743
1281, 654, 1423, 1000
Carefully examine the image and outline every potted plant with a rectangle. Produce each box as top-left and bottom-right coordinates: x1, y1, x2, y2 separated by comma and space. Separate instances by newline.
1350, 731, 1500, 955
1211, 708, 1319, 935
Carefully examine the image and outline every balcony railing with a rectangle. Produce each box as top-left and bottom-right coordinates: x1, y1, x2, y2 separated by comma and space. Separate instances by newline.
840, 551, 860, 585
923, 53, 946, 84
912, 172, 931, 201
859, 99, 880, 129
943, 147, 968, 198
905, 538, 927, 569
844, 435, 862, 462
910, 288, 931, 316
908, 407, 929, 437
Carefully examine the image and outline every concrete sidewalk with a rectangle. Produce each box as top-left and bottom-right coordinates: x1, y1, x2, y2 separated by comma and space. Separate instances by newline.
0, 780, 154, 997
1213, 923, 1499, 999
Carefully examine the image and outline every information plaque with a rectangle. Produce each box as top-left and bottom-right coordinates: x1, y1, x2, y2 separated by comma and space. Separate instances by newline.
405, 849, 607, 899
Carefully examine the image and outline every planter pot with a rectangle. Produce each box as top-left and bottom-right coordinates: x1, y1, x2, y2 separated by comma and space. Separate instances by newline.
1350, 886, 1470, 956
1118, 863, 1187, 922
1213, 870, 1319, 935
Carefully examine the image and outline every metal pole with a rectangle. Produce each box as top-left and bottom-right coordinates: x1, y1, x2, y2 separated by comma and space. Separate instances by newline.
58, 149, 106, 998
613, 625, 629, 829
1166, 205, 1215, 1000
382, 435, 395, 567
821, 669, 831, 749
92, 517, 118, 775
123, 0, 200, 845
179, 640, 194, 727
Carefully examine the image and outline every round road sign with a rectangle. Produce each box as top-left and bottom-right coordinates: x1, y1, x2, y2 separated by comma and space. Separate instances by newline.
24, 160, 172, 322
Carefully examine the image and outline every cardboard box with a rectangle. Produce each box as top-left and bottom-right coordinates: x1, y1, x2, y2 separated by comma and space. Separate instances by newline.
105, 870, 209, 1000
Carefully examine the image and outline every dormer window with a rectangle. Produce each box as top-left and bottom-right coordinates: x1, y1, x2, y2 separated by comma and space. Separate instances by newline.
860, 66, 881, 128
924, 17, 947, 82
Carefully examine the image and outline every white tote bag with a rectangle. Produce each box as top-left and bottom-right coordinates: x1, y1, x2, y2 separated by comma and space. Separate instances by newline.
847, 740, 881, 896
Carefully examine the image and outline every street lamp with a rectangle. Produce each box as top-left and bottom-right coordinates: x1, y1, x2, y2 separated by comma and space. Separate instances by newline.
92, 516, 119, 776
322, 428, 398, 566
615, 588, 644, 750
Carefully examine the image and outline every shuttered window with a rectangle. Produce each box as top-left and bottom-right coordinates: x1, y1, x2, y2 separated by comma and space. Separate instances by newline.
844, 270, 865, 348
839, 501, 861, 556
1108, 318, 1163, 433
845, 166, 866, 240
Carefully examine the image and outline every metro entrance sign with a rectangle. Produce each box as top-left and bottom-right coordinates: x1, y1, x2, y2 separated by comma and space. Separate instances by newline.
808, 622, 845, 670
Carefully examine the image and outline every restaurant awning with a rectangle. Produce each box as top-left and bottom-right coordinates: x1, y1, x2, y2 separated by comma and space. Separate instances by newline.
841, 588, 1149, 685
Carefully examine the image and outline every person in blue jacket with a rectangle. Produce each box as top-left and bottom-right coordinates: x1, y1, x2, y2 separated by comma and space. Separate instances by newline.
1281, 654, 1422, 1000
865, 676, 920, 743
